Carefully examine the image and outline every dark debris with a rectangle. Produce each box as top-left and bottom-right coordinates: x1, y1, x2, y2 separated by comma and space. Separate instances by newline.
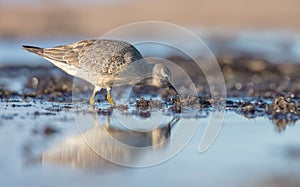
236, 96, 300, 132
1, 56, 300, 131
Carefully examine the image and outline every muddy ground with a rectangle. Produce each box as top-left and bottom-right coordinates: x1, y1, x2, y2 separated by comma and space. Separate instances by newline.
1, 55, 300, 132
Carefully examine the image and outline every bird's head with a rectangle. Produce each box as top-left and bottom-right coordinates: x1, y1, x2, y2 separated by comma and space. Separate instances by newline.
151, 64, 178, 97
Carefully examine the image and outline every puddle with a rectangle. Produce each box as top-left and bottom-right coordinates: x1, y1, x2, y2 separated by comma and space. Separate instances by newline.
0, 59, 299, 185
0, 101, 299, 186
1, 30, 300, 186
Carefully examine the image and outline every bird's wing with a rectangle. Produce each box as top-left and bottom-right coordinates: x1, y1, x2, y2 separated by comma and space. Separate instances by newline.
23, 39, 97, 67
89, 40, 144, 76
23, 39, 145, 79
42, 39, 97, 66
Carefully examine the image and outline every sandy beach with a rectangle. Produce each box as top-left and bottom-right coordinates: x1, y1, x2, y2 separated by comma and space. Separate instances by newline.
1, 0, 300, 38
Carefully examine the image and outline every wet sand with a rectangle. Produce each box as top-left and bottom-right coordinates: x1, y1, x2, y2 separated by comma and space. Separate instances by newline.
1, 55, 300, 131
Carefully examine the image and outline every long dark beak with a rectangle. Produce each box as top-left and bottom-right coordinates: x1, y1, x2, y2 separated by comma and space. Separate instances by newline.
167, 83, 179, 97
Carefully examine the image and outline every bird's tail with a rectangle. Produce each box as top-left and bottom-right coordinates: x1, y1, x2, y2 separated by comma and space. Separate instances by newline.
22, 45, 44, 56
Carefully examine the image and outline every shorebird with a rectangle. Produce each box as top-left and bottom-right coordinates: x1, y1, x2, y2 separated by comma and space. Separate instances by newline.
23, 39, 178, 108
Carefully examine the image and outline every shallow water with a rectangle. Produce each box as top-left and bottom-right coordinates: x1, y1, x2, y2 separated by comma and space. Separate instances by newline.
1, 30, 300, 186
0, 100, 300, 187
1, 30, 300, 66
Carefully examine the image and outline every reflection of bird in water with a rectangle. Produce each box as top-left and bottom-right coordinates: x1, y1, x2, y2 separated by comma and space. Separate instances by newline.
23, 39, 178, 108
42, 114, 179, 169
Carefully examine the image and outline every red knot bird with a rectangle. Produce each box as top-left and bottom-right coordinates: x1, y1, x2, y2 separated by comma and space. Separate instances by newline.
23, 39, 178, 108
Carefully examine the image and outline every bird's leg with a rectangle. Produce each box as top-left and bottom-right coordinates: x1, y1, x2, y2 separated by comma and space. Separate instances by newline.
106, 87, 115, 106
89, 91, 96, 111
90, 86, 101, 111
